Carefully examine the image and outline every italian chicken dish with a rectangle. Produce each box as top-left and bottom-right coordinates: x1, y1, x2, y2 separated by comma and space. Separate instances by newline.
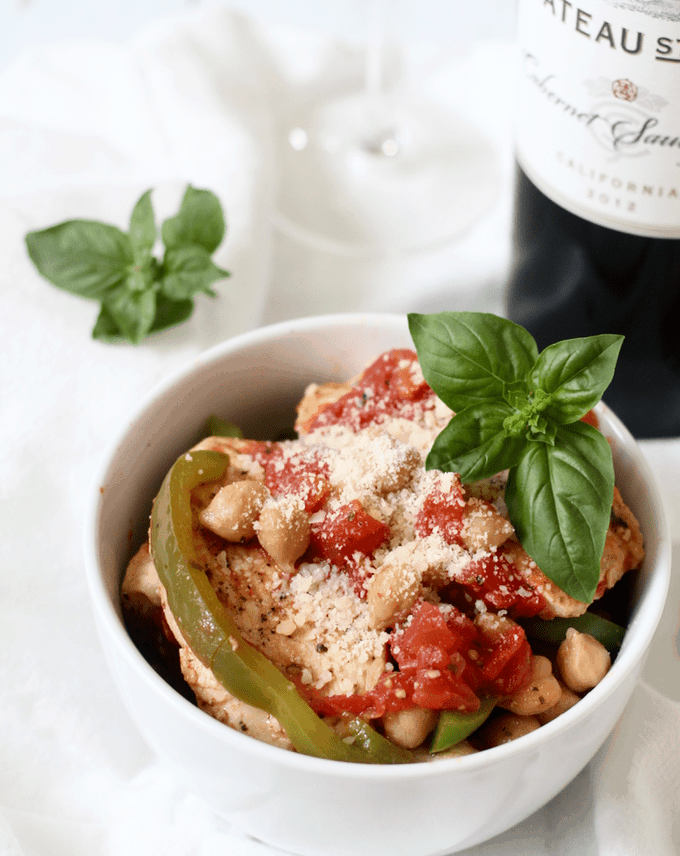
122, 349, 644, 761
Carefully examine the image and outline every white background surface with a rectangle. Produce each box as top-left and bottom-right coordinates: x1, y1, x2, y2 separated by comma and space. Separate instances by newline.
0, 2, 678, 855
0, 0, 517, 72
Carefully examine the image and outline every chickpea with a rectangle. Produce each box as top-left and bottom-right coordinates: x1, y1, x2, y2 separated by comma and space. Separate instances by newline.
499, 655, 562, 717
367, 558, 421, 631
431, 740, 478, 759
461, 497, 515, 552
556, 628, 611, 694
257, 498, 311, 570
478, 713, 541, 749
537, 682, 581, 725
122, 543, 161, 611
530, 654, 553, 680
382, 707, 439, 749
199, 480, 269, 541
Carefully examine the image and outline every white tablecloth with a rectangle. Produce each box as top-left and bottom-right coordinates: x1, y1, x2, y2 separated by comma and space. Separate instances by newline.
1, 7, 678, 856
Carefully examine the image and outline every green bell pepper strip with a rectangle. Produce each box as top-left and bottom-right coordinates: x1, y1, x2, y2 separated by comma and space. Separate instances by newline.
205, 415, 243, 439
521, 613, 625, 654
150, 449, 412, 764
340, 713, 413, 761
430, 698, 496, 754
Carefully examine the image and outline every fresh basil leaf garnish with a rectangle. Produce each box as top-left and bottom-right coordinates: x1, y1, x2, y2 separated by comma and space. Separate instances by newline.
92, 302, 124, 343
531, 334, 623, 424
506, 421, 614, 603
150, 294, 195, 335
161, 185, 226, 253
426, 400, 526, 483
126, 257, 157, 294
104, 287, 157, 346
25, 220, 132, 299
161, 244, 230, 300
409, 311, 623, 604
93, 294, 194, 343
408, 312, 539, 411
128, 189, 157, 258
25, 185, 230, 345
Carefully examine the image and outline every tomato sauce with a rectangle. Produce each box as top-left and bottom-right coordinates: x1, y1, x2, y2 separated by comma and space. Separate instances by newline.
307, 501, 389, 596
415, 480, 466, 546
306, 349, 437, 432
245, 441, 331, 513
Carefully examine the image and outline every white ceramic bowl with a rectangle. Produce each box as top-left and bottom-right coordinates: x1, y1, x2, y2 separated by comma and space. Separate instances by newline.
84, 313, 671, 856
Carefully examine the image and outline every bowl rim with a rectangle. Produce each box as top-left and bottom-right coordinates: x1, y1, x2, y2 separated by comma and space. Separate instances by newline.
83, 312, 672, 781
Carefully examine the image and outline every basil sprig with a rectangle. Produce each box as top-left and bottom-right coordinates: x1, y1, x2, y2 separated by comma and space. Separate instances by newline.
25, 186, 230, 344
408, 312, 624, 604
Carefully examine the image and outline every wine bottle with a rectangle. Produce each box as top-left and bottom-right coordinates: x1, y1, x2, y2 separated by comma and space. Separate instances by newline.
507, 0, 680, 438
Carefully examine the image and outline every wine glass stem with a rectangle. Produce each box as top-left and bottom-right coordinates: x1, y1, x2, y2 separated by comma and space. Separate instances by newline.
362, 0, 401, 157
365, 0, 386, 104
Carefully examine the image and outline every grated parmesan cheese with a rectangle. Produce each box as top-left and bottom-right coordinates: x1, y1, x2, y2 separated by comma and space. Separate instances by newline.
152, 347, 636, 756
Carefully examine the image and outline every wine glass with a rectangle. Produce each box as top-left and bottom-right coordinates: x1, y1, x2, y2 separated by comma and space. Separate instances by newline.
272, 0, 500, 257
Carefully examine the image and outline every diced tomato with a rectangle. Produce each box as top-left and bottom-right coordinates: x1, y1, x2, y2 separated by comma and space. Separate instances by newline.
242, 439, 277, 465
412, 667, 480, 711
415, 480, 466, 546
297, 475, 331, 513
304, 600, 533, 718
390, 360, 429, 401
594, 578, 608, 599
309, 500, 389, 570
392, 601, 463, 670
581, 409, 599, 429
445, 607, 480, 651
456, 550, 546, 618
243, 442, 331, 513
309, 658, 479, 719
475, 624, 532, 697
263, 449, 330, 513
392, 603, 482, 708
359, 349, 430, 399
306, 602, 482, 716
307, 671, 417, 719
307, 349, 435, 432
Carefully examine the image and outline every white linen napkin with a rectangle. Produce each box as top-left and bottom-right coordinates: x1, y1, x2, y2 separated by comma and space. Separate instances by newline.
0, 8, 276, 345
454, 681, 680, 856
0, 9, 275, 856
0, 6, 678, 856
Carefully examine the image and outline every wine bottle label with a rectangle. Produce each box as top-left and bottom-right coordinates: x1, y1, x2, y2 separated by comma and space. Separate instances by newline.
515, 0, 680, 238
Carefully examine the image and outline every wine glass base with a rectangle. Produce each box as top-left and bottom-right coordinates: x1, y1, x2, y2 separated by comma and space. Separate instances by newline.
273, 93, 500, 257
